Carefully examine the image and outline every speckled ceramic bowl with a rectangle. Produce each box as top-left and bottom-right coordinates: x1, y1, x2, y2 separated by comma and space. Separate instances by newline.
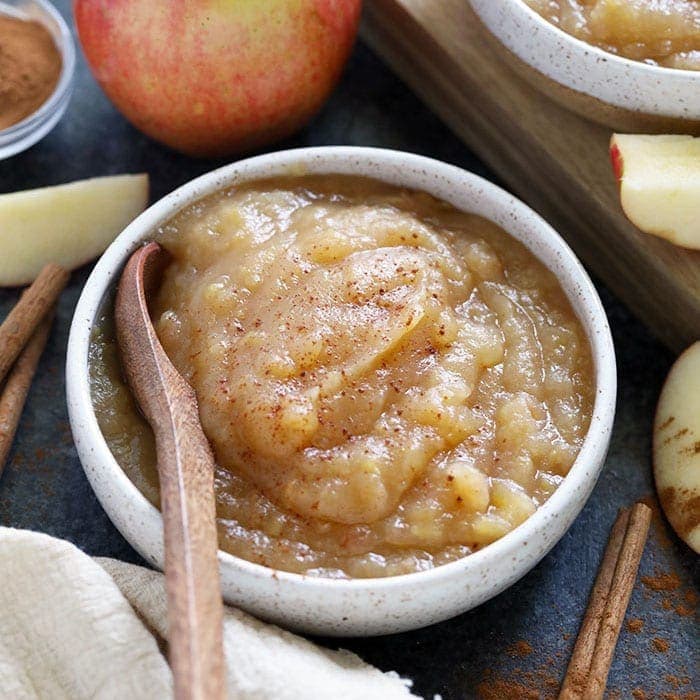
67, 147, 616, 636
468, 0, 700, 133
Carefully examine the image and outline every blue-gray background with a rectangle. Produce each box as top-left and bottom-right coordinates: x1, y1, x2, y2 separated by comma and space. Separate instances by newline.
0, 2, 697, 698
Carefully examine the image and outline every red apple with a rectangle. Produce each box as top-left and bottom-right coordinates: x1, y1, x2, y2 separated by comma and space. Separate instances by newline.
74, 1, 362, 157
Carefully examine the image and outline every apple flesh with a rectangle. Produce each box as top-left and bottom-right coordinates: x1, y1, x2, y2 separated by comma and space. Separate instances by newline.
74, 1, 362, 157
0, 174, 148, 286
610, 134, 700, 250
653, 341, 700, 554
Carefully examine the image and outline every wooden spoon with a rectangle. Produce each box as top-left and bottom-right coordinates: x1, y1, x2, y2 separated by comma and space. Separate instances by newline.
115, 241, 226, 700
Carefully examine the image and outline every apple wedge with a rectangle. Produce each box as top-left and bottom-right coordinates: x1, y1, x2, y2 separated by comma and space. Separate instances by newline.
610, 134, 700, 250
0, 174, 149, 286
653, 341, 700, 554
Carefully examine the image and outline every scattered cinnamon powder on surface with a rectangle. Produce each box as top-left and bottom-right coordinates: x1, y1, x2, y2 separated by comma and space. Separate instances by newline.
641, 571, 681, 591
476, 667, 558, 699
475, 563, 693, 700
667, 678, 683, 690
506, 640, 533, 658
674, 603, 694, 617
640, 566, 697, 619
626, 618, 644, 633
475, 679, 540, 700
652, 637, 670, 653
665, 675, 692, 690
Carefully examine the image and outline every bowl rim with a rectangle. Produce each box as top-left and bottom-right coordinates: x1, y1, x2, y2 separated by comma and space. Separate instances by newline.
67, 145, 616, 593
468, 0, 700, 119
0, 0, 76, 139
513, 0, 700, 79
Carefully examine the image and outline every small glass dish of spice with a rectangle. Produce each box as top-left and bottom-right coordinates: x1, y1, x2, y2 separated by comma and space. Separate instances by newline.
0, 0, 74, 160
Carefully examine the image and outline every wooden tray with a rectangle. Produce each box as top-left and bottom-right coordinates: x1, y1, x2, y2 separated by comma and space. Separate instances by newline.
361, 0, 700, 352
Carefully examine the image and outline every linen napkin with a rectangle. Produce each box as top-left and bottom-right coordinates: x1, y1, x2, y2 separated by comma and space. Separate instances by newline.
0, 527, 417, 699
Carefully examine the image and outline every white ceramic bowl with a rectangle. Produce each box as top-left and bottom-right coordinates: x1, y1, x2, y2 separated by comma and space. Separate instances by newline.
468, 0, 700, 133
67, 147, 616, 636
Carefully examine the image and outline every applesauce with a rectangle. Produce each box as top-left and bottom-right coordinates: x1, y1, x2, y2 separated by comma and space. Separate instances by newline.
524, 0, 700, 70
90, 175, 594, 578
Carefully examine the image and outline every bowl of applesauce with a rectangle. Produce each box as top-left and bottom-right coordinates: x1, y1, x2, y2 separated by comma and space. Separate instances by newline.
469, 0, 700, 133
67, 147, 616, 636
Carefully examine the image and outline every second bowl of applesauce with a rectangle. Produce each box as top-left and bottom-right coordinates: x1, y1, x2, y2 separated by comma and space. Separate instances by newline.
524, 0, 700, 70
469, 0, 700, 132
69, 147, 615, 634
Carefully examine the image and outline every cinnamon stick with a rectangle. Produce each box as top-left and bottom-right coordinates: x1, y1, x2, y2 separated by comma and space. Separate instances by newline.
0, 263, 68, 386
0, 313, 54, 477
558, 508, 631, 700
584, 503, 651, 700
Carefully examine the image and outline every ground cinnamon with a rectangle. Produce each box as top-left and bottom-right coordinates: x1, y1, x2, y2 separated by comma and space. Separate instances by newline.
652, 638, 670, 654
626, 618, 644, 634
641, 570, 681, 591
0, 13, 61, 130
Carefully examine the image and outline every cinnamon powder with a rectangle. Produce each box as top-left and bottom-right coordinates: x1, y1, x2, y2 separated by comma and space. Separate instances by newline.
0, 13, 61, 130
652, 637, 670, 653
626, 618, 644, 634
506, 640, 533, 658
641, 571, 681, 592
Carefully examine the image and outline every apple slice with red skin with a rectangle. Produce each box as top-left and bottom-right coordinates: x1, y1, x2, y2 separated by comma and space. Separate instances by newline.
610, 134, 700, 250
653, 341, 700, 554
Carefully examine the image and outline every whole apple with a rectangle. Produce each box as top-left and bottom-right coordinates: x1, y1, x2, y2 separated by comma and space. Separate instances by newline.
74, 1, 362, 157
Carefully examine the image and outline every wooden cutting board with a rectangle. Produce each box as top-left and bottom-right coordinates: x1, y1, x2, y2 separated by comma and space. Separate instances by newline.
361, 0, 700, 353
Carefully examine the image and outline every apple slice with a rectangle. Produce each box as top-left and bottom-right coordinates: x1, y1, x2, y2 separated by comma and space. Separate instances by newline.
610, 134, 700, 250
653, 341, 700, 553
0, 174, 149, 286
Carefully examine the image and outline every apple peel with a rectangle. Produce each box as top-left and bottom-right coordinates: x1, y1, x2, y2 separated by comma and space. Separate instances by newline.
610, 134, 700, 250
653, 341, 700, 554
0, 174, 149, 286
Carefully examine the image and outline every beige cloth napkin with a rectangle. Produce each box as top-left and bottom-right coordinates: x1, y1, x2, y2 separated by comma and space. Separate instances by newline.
0, 528, 417, 699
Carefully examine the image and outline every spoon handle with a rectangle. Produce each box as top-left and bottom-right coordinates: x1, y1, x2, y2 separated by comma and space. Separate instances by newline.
153, 370, 226, 700
115, 242, 226, 700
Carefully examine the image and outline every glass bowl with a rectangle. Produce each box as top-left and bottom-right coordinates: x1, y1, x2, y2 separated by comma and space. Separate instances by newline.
0, 0, 75, 160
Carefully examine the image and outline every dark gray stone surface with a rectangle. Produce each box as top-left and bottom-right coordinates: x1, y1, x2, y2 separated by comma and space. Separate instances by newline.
0, 3, 697, 698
